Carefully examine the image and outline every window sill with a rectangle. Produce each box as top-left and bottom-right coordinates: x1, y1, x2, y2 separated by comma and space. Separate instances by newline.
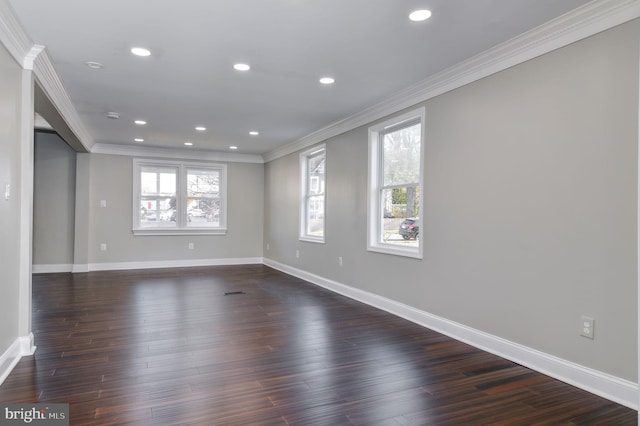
299, 235, 325, 244
133, 228, 227, 236
367, 243, 422, 259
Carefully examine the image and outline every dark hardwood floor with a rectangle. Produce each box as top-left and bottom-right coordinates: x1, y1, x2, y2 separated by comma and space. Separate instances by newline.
0, 265, 635, 425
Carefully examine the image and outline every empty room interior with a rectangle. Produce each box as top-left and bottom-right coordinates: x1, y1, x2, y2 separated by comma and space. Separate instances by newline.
1, 0, 640, 424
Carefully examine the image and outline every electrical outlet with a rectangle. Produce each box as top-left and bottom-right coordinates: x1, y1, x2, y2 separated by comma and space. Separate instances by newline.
338, 256, 343, 266
188, 242, 194, 250
580, 316, 594, 339
296, 250, 300, 259
100, 243, 107, 251
266, 243, 270, 251
100, 199, 107, 208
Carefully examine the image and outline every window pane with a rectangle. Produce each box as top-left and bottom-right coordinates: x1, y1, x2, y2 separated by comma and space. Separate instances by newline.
307, 154, 325, 195
382, 122, 421, 186
140, 197, 177, 227
300, 146, 326, 242
159, 173, 176, 195
306, 195, 324, 237
187, 198, 220, 227
139, 167, 177, 228
141, 172, 157, 194
141, 168, 176, 196
187, 169, 219, 197
380, 186, 419, 247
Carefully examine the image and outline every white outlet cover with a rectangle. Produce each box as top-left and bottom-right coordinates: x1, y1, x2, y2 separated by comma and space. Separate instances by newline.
580, 316, 594, 339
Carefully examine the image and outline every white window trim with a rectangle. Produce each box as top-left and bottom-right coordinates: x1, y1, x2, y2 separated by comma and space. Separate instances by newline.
299, 144, 326, 243
367, 107, 425, 259
132, 158, 227, 236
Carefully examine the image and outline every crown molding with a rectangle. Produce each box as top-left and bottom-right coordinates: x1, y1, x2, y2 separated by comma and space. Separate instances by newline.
4, 0, 640, 163
91, 142, 264, 164
0, 0, 31, 66
0, 1, 94, 151
263, 0, 640, 163
32, 49, 94, 150
21, 43, 42, 70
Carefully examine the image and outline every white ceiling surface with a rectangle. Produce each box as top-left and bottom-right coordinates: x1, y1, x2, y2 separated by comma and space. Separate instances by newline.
9, 0, 590, 156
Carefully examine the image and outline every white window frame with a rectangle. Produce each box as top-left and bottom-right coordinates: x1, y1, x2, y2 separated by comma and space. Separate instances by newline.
299, 144, 326, 243
133, 158, 227, 236
367, 107, 425, 258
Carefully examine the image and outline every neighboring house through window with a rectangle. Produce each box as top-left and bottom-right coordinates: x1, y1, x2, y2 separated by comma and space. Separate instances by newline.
133, 159, 227, 235
300, 145, 326, 242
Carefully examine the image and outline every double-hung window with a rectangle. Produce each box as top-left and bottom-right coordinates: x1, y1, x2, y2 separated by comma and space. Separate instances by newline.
133, 159, 227, 235
300, 145, 326, 242
368, 108, 424, 258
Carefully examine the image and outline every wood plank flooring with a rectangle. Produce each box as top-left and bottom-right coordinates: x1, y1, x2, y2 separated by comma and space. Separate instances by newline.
0, 265, 636, 425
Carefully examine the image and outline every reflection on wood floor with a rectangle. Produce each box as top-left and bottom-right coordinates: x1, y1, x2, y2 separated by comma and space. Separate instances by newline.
0, 265, 635, 425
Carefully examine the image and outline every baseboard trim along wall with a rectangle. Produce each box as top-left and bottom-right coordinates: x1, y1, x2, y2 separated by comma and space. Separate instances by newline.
32, 264, 73, 273
0, 339, 20, 387
263, 258, 639, 410
34, 258, 264, 274
0, 334, 36, 387
27, 257, 638, 409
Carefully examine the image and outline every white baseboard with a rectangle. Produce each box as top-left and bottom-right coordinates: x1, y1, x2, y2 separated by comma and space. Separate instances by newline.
32, 264, 73, 273
0, 340, 20, 387
72, 264, 89, 273
0, 333, 35, 387
19, 333, 36, 356
72, 257, 264, 273
263, 258, 639, 410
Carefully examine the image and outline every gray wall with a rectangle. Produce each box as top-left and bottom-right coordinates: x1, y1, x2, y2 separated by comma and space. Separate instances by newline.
0, 43, 23, 352
33, 131, 76, 266
78, 154, 264, 264
31, 138, 266, 267
73, 153, 90, 267
264, 21, 639, 381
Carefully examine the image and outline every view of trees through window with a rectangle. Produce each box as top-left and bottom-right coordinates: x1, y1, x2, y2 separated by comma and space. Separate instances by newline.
305, 151, 325, 238
380, 121, 421, 247
186, 169, 220, 227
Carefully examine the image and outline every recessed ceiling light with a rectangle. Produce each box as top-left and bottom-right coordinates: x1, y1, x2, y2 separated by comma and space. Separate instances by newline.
249, 131, 259, 136
319, 77, 335, 85
229, 146, 238, 150
106, 112, 120, 119
409, 9, 432, 21
131, 47, 151, 57
184, 142, 193, 146
195, 126, 206, 131
134, 120, 147, 125
233, 63, 250, 71
85, 61, 103, 69
134, 138, 144, 142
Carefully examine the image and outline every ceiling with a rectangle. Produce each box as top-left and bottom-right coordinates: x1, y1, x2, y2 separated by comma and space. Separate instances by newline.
8, 0, 590, 157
